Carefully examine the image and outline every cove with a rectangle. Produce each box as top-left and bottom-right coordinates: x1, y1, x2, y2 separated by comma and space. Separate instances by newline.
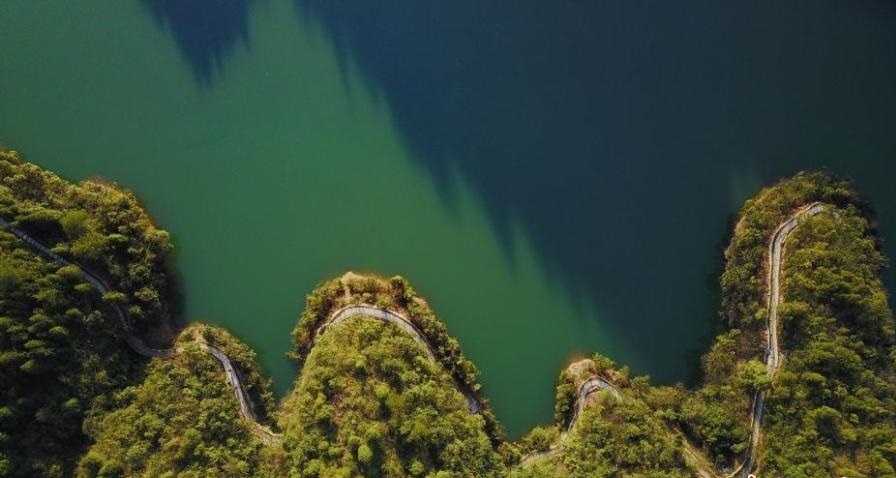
1, 0, 895, 437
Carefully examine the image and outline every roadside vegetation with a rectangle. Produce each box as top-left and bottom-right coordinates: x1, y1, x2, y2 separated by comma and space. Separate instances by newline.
511, 173, 895, 478
1, 152, 279, 478
0, 150, 174, 330
1, 151, 893, 477
0, 221, 139, 477
512, 397, 690, 478
759, 199, 895, 476
289, 272, 505, 443
675, 172, 896, 477
513, 355, 692, 478
76, 326, 272, 478
281, 317, 504, 477
191, 323, 278, 430
0, 150, 173, 477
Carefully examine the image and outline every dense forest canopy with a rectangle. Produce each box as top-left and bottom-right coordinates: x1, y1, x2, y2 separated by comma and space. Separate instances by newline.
0, 150, 173, 477
1, 151, 894, 477
77, 325, 276, 478
680, 173, 896, 477
763, 199, 896, 476
281, 318, 503, 478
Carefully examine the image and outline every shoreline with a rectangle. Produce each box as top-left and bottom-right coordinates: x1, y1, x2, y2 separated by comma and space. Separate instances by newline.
3, 153, 891, 476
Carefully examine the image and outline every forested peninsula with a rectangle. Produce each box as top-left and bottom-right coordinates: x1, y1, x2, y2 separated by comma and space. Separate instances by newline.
1, 149, 893, 478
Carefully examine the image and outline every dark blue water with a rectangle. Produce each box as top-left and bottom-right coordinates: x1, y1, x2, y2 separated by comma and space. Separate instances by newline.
155, 0, 896, 414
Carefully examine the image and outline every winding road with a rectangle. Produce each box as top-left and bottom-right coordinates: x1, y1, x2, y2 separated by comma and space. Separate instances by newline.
518, 377, 621, 467
0, 217, 483, 443
725, 201, 829, 477
518, 202, 831, 476
0, 217, 280, 441
567, 378, 621, 433
681, 202, 830, 478
1, 201, 830, 467
316, 305, 483, 413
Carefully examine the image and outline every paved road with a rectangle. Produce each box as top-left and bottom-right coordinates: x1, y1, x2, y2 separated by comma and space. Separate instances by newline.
567, 378, 621, 433
726, 201, 828, 477
2, 202, 829, 462
518, 377, 621, 466
682, 202, 830, 478
0, 217, 484, 443
315, 305, 483, 413
0, 217, 275, 441
518, 203, 830, 476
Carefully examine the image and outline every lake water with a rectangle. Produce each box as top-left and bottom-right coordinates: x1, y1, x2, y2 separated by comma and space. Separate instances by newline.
1, 1, 894, 436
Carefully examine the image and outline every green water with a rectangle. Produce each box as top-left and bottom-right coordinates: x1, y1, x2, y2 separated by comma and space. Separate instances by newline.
2, 1, 894, 437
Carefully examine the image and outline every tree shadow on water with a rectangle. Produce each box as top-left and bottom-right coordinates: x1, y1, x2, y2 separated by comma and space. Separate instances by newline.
139, 0, 257, 86
135, 0, 896, 386
292, 0, 896, 384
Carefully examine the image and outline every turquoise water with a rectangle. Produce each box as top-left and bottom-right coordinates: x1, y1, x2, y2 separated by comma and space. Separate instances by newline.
1, 0, 894, 436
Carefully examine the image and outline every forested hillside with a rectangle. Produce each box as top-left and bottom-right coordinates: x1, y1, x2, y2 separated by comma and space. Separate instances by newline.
1, 151, 893, 477
511, 355, 692, 478
281, 318, 503, 478
289, 273, 504, 442
77, 325, 276, 478
496, 173, 896, 478
0, 150, 173, 477
679, 173, 896, 476
762, 193, 896, 476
